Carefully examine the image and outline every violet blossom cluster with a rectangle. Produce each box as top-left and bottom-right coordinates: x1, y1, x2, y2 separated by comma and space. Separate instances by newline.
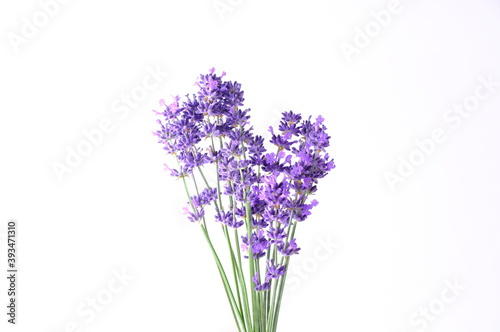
154, 68, 335, 291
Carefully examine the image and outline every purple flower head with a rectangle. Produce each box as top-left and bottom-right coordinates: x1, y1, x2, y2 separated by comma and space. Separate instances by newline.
263, 207, 291, 226
269, 126, 296, 151
314, 115, 325, 129
228, 128, 253, 145
164, 164, 192, 179
278, 111, 302, 136
182, 205, 204, 223
286, 198, 319, 222
178, 149, 211, 168
227, 107, 251, 128
266, 225, 287, 245
252, 273, 271, 292
248, 135, 266, 155
241, 229, 269, 259
262, 179, 290, 207
301, 199, 319, 216
165, 96, 181, 115
192, 188, 218, 207
266, 259, 286, 279
215, 210, 244, 228
278, 238, 301, 256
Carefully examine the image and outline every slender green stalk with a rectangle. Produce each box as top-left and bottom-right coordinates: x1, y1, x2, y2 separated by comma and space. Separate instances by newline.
265, 247, 272, 326
200, 224, 246, 332
245, 201, 258, 331
270, 256, 290, 332
222, 223, 253, 332
266, 277, 279, 329
224, 225, 243, 318
262, 290, 268, 332
255, 262, 266, 331
272, 221, 298, 332
234, 228, 253, 332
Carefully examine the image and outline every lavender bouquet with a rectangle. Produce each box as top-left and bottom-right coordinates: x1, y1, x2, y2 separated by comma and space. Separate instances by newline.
153, 68, 335, 332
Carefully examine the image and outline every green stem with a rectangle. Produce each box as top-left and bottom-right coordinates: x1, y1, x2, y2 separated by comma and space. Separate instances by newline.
245, 201, 257, 330
267, 277, 279, 330
223, 224, 253, 332
234, 228, 253, 332
200, 224, 246, 332
272, 221, 298, 332
224, 225, 243, 319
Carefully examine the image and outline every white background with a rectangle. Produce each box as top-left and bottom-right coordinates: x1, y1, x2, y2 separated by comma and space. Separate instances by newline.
1, 0, 500, 331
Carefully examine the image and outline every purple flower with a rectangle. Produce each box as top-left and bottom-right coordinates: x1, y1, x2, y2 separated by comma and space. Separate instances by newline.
263, 207, 291, 226
262, 179, 290, 207
267, 225, 287, 245
266, 259, 286, 279
248, 135, 266, 156
163, 164, 192, 178
215, 209, 244, 228
241, 229, 269, 259
252, 273, 271, 292
269, 126, 296, 151
182, 206, 205, 223
278, 238, 301, 256
192, 188, 218, 207
179, 149, 211, 168
279, 111, 302, 136
227, 108, 251, 128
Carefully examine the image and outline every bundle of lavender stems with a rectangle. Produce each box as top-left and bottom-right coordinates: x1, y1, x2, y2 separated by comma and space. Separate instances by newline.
153, 68, 335, 332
